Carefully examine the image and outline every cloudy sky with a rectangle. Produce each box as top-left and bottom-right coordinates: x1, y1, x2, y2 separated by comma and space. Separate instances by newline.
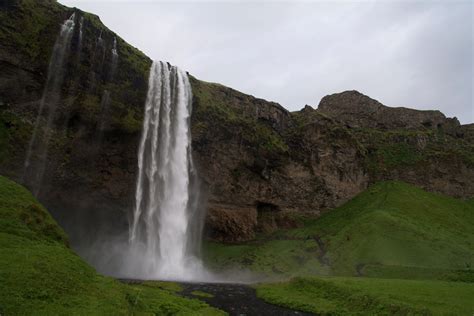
60, 0, 473, 124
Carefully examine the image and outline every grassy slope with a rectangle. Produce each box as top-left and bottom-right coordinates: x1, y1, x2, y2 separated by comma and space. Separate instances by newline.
204, 181, 474, 280
256, 276, 474, 315
0, 176, 224, 315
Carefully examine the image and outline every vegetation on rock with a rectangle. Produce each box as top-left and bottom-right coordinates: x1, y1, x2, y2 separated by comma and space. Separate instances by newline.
353, 127, 474, 175
191, 77, 289, 157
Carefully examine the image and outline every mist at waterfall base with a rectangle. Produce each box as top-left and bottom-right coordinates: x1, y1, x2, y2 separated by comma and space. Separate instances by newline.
73, 61, 258, 283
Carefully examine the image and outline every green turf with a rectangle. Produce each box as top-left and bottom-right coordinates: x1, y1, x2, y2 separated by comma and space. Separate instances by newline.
256, 276, 474, 315
204, 181, 474, 280
0, 175, 225, 315
190, 290, 214, 298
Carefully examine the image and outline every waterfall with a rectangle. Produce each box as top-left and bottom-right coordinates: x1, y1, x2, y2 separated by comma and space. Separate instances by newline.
23, 13, 76, 197
78, 16, 84, 54
111, 37, 118, 58
98, 90, 111, 133
96, 38, 118, 141
98, 30, 103, 45
128, 61, 205, 280
109, 37, 118, 80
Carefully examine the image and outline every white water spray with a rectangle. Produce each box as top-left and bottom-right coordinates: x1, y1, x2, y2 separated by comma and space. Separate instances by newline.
111, 37, 118, 57
78, 16, 84, 53
98, 30, 103, 45
110, 37, 118, 80
127, 61, 205, 280
23, 13, 76, 196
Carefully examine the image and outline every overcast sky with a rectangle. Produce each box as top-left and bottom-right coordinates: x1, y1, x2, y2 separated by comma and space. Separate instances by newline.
60, 0, 473, 124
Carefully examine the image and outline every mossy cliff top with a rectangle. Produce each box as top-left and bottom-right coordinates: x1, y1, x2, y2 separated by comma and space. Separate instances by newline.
0, 0, 151, 133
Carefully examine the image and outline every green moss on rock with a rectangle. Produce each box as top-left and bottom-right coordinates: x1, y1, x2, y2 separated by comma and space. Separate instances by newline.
191, 78, 289, 158
352, 128, 474, 174
0, 110, 32, 165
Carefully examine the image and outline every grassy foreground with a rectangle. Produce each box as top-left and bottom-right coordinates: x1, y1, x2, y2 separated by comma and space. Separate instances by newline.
256, 276, 474, 315
2, 175, 473, 315
0, 176, 225, 315
204, 181, 474, 280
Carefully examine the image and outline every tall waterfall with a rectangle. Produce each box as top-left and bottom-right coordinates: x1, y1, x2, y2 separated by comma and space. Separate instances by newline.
23, 13, 76, 196
128, 61, 205, 280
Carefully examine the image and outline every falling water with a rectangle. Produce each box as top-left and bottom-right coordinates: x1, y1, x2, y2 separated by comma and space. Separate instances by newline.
128, 61, 205, 280
95, 38, 118, 142
23, 13, 76, 196
111, 37, 118, 58
109, 37, 118, 80
98, 30, 103, 45
98, 90, 110, 133
77, 16, 84, 53
87, 31, 106, 92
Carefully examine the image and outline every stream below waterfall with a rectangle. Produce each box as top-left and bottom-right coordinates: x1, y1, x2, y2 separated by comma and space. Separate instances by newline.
120, 279, 313, 316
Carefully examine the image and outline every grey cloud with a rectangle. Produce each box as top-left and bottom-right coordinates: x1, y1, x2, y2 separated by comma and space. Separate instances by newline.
60, 0, 473, 123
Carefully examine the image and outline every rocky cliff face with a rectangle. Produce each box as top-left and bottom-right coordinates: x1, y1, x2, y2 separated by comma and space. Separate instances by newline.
0, 0, 151, 246
190, 80, 368, 241
317, 90, 460, 131
0, 1, 473, 245
317, 91, 474, 199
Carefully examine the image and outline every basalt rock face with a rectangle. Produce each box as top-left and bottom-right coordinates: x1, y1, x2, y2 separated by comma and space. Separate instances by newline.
190, 80, 368, 241
0, 1, 473, 245
317, 91, 474, 200
318, 90, 460, 131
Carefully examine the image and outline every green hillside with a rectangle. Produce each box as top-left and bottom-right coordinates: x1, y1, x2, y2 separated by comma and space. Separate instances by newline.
204, 181, 474, 280
0, 176, 224, 315
2, 175, 473, 315
256, 276, 474, 315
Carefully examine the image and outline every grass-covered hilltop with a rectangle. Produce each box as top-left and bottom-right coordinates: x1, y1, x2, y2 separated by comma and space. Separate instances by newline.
1, 0, 473, 315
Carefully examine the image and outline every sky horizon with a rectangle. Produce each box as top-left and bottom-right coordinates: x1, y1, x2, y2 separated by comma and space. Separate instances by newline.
60, 0, 473, 124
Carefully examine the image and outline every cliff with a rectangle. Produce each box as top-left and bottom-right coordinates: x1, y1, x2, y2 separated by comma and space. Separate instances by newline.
317, 90, 460, 131
0, 0, 151, 247
316, 91, 473, 198
191, 79, 367, 241
0, 1, 473, 245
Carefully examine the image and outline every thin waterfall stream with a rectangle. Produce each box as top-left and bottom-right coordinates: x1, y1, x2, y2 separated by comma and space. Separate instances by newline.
23, 13, 76, 197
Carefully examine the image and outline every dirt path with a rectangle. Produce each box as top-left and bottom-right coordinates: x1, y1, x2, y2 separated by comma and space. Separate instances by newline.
179, 282, 313, 316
